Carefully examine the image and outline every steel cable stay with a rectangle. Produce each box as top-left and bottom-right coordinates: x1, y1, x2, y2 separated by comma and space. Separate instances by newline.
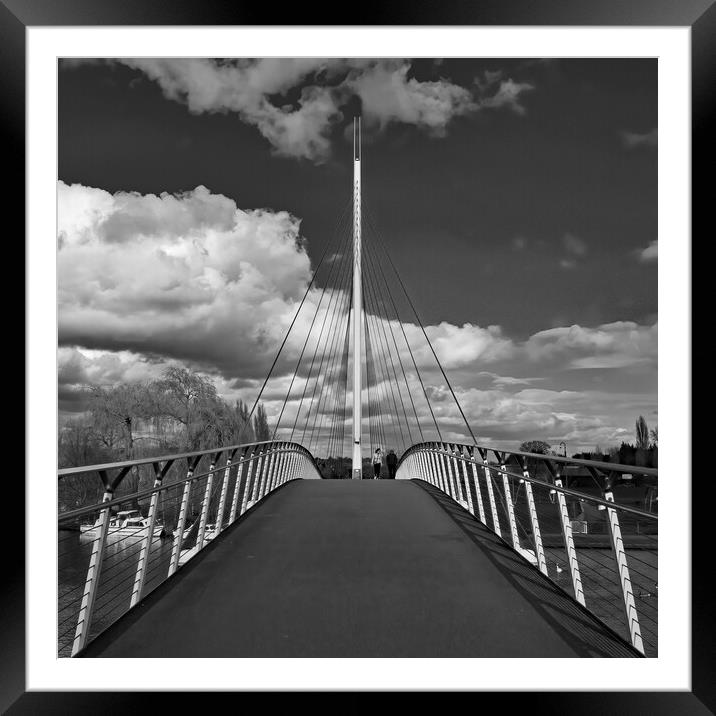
363, 203, 467, 443
271, 203, 354, 442
292, 236, 353, 445
309, 281, 353, 457
362, 237, 419, 452
326, 316, 351, 464
363, 272, 411, 455
365, 305, 400, 457
296, 242, 352, 449
363, 236, 425, 446
364, 310, 388, 460
304, 254, 354, 453
367, 313, 389, 457
362, 205, 442, 442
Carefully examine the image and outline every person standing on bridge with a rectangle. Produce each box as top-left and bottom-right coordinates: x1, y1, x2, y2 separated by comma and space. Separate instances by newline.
385, 449, 398, 479
372, 448, 383, 479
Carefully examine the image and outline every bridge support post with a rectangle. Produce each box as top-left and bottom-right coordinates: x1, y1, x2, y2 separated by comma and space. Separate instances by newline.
351, 117, 363, 480
604, 475, 644, 654
72, 489, 112, 656
519, 459, 548, 576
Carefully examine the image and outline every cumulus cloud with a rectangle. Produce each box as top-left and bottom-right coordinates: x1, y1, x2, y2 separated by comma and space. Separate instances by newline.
58, 181, 314, 378
58, 181, 655, 450
621, 128, 657, 149
638, 240, 658, 262
524, 321, 657, 370
63, 59, 536, 161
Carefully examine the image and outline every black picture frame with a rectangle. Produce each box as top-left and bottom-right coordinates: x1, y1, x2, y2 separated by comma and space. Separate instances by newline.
7, 1, 709, 712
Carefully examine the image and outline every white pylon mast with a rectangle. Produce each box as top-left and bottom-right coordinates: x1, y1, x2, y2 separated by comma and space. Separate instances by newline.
351, 117, 363, 479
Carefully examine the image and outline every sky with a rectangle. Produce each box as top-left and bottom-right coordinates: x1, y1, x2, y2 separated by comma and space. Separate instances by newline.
57, 58, 657, 453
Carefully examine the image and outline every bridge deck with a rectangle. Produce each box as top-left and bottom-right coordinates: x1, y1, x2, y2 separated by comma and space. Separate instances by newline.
81, 479, 638, 657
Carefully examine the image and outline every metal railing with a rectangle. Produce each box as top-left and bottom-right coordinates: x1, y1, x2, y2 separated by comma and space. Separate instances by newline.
397, 442, 658, 657
58, 440, 320, 657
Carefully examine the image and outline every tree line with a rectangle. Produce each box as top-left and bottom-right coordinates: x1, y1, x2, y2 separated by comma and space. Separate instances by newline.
58, 366, 271, 470
520, 415, 658, 469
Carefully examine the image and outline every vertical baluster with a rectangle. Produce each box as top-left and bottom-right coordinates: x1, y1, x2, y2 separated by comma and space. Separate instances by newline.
479, 449, 501, 537
457, 446, 474, 515
72, 483, 113, 656
250, 445, 268, 503
198, 453, 221, 549
215, 452, 235, 534
169, 456, 201, 576
131, 461, 169, 608
603, 472, 644, 653
446, 444, 464, 504
260, 445, 276, 500
241, 447, 259, 515
498, 454, 520, 549
549, 461, 585, 606
519, 457, 547, 576
434, 447, 451, 497
467, 447, 486, 524
229, 447, 250, 526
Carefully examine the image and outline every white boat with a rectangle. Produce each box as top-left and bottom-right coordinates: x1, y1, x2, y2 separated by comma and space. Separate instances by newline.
80, 510, 165, 540
172, 521, 217, 542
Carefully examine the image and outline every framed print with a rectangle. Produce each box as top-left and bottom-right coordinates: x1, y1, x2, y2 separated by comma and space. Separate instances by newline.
8, 0, 710, 711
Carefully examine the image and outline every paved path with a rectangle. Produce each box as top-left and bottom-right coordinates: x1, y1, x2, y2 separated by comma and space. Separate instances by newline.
81, 479, 638, 657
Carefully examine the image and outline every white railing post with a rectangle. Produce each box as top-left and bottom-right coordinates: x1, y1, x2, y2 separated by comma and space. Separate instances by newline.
432, 448, 447, 495
131, 463, 166, 608
169, 458, 200, 576
215, 453, 234, 534
197, 454, 219, 549
498, 457, 520, 549
457, 446, 475, 515
241, 447, 259, 515
479, 450, 501, 537
228, 448, 249, 526
467, 448, 486, 524
251, 446, 268, 502
520, 458, 548, 576
72, 488, 113, 656
446, 444, 464, 505
604, 475, 644, 654
260, 446, 276, 500
552, 463, 585, 606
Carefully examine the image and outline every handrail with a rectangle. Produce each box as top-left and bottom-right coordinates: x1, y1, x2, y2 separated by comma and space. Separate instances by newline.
57, 439, 320, 658
408, 444, 657, 520
398, 441, 658, 477
58, 439, 282, 478
396, 441, 658, 658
